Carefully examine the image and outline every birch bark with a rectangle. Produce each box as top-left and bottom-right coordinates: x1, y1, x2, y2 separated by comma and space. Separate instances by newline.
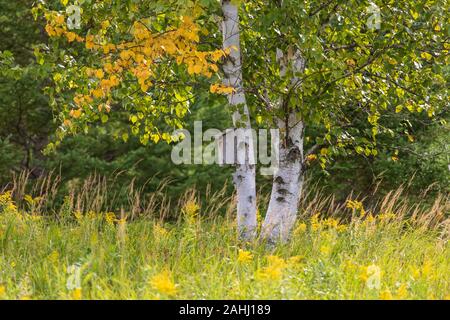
221, 0, 257, 240
262, 48, 306, 243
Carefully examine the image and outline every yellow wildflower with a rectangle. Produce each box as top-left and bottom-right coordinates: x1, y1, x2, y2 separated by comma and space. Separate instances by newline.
256, 255, 287, 280
105, 212, 116, 225
150, 271, 177, 296
87, 211, 97, 219
346, 199, 366, 216
396, 283, 408, 299
182, 199, 200, 223
0, 285, 5, 298
256, 266, 283, 280
74, 211, 83, 221
310, 213, 321, 231
267, 255, 287, 269
237, 249, 253, 264
293, 222, 307, 235
380, 289, 393, 300
71, 288, 82, 300
117, 218, 127, 226
320, 245, 331, 256
183, 200, 200, 217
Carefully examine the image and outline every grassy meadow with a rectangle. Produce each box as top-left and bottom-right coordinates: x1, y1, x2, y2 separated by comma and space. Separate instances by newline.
0, 173, 448, 300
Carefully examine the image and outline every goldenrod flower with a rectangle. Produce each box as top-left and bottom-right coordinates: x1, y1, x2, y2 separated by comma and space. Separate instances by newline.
267, 255, 287, 269
71, 288, 82, 300
293, 222, 307, 235
320, 245, 331, 256
237, 249, 253, 264
336, 224, 347, 232
74, 211, 83, 222
182, 199, 200, 223
379, 289, 393, 300
150, 271, 177, 296
87, 211, 97, 219
105, 212, 116, 225
346, 200, 366, 216
396, 283, 408, 299
256, 255, 287, 280
117, 218, 127, 226
0, 285, 5, 298
310, 214, 321, 231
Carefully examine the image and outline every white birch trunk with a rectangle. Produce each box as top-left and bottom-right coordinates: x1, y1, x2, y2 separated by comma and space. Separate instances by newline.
221, 0, 257, 240
261, 48, 305, 243
262, 115, 304, 243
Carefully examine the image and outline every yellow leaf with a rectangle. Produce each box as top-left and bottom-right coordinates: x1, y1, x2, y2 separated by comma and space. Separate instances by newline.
141, 83, 149, 92
101, 20, 110, 29
70, 109, 82, 119
92, 88, 103, 98
193, 64, 202, 74
54, 15, 65, 25
66, 32, 77, 43
256, 115, 263, 124
95, 69, 104, 79
420, 52, 433, 61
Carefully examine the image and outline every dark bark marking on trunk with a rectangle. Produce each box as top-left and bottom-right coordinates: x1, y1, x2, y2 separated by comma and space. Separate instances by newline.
275, 176, 285, 184
277, 188, 291, 196
287, 147, 301, 162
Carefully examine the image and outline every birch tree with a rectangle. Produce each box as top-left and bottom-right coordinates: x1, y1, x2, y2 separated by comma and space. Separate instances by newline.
227, 0, 448, 242
221, 0, 257, 239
